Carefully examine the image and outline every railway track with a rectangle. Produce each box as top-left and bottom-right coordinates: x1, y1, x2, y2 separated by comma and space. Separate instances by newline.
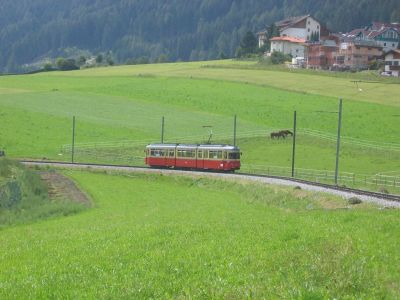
20, 160, 400, 206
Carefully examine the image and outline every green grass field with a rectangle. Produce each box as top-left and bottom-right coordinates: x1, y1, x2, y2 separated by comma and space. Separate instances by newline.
0, 170, 399, 298
0, 60, 399, 191
1, 62, 400, 297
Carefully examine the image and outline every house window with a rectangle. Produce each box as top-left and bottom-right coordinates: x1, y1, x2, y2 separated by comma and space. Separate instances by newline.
308, 28, 310, 32
394, 61, 399, 66
393, 44, 395, 47
384, 43, 387, 46
308, 21, 310, 25
317, 25, 319, 29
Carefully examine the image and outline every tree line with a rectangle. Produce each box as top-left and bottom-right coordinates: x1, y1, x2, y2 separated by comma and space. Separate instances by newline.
0, 0, 398, 73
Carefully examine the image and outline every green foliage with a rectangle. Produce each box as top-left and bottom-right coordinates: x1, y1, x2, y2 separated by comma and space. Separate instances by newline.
155, 54, 168, 63
236, 31, 258, 57
368, 60, 384, 70
77, 56, 87, 66
43, 62, 53, 71
218, 51, 228, 59
1, 0, 398, 73
96, 54, 103, 64
56, 58, 79, 71
310, 31, 320, 42
0, 159, 85, 228
348, 197, 362, 204
269, 51, 291, 64
262, 23, 281, 51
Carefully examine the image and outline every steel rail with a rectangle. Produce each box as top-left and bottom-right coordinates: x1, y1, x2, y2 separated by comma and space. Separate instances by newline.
20, 160, 400, 203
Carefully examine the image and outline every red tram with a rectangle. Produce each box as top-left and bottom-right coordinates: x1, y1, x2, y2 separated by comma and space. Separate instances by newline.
145, 144, 241, 171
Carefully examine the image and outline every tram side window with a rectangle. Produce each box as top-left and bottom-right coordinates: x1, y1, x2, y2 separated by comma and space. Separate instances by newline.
209, 150, 222, 159
150, 149, 165, 157
198, 150, 203, 159
177, 150, 196, 158
228, 152, 240, 159
169, 150, 175, 157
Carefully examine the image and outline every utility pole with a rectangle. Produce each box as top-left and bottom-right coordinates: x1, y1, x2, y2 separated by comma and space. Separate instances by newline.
291, 111, 297, 177
334, 98, 343, 185
161, 116, 165, 144
71, 116, 76, 163
233, 114, 237, 146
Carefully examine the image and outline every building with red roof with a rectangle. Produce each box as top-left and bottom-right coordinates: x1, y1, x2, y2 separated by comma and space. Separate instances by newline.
345, 23, 399, 52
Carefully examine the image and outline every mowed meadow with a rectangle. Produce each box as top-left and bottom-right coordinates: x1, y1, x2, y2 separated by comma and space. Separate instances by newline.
1, 170, 400, 298
0, 60, 399, 189
1, 61, 400, 298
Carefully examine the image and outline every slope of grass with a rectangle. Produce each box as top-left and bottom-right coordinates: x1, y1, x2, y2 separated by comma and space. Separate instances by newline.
0, 171, 398, 298
11, 59, 396, 106
0, 159, 85, 228
0, 60, 399, 190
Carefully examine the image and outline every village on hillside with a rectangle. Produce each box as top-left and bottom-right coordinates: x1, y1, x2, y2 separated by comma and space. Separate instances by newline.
257, 15, 400, 76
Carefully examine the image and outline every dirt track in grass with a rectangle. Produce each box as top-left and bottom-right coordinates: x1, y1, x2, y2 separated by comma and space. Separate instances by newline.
40, 171, 91, 205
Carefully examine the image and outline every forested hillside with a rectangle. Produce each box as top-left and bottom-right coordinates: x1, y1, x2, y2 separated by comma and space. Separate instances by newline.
1, 0, 399, 73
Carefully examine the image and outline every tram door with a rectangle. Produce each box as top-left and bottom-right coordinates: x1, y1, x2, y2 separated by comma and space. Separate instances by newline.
197, 149, 205, 169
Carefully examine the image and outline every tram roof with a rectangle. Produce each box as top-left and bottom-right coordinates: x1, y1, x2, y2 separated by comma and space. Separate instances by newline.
146, 143, 239, 150
198, 144, 239, 150
146, 143, 177, 149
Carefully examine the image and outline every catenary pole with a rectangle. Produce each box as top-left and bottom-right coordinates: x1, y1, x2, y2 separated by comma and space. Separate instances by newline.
72, 116, 76, 163
233, 114, 237, 146
161, 116, 165, 144
291, 111, 297, 177
334, 98, 343, 185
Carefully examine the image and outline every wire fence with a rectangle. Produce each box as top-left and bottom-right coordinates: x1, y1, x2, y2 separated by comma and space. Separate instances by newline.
58, 128, 400, 193
61, 128, 400, 153
300, 129, 400, 152
241, 164, 400, 190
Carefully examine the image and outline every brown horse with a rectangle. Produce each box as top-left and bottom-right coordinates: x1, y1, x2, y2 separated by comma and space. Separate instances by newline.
270, 131, 286, 139
279, 130, 293, 137
270, 130, 293, 139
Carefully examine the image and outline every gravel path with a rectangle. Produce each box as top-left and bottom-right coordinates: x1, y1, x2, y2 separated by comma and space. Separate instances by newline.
23, 162, 400, 208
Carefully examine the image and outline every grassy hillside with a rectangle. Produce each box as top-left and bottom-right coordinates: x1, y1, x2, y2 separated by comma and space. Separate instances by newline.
0, 60, 399, 190
0, 159, 85, 228
0, 170, 399, 298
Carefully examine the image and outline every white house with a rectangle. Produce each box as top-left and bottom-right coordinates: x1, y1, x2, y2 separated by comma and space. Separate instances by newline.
276, 15, 321, 41
270, 36, 306, 58
384, 49, 400, 77
258, 15, 322, 49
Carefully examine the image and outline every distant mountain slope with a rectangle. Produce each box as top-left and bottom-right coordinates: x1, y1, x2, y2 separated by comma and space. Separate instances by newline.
0, 0, 399, 73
